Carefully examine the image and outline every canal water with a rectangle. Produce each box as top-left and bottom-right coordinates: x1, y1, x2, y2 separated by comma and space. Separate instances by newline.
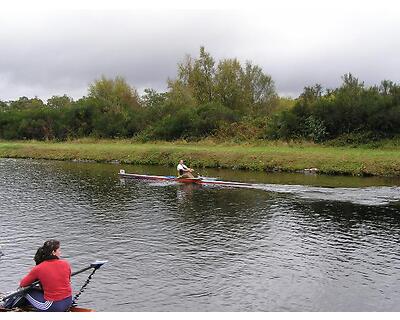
1, 158, 400, 311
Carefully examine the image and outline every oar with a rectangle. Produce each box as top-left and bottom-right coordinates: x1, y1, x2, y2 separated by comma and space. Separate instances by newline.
1, 260, 107, 303
71, 260, 107, 277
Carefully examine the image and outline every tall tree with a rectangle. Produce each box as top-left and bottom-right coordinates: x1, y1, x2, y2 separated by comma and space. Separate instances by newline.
172, 47, 216, 106
214, 58, 244, 111
88, 76, 140, 111
46, 95, 73, 109
191, 46, 216, 104
169, 47, 276, 115
242, 61, 276, 114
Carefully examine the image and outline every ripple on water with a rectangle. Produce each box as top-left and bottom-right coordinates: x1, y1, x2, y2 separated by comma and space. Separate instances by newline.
1, 158, 400, 311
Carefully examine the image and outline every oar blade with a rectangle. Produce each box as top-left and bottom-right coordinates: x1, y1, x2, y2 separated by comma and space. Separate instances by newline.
90, 260, 108, 269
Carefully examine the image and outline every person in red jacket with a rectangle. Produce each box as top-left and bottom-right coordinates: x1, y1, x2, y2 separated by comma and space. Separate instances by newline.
18, 240, 73, 312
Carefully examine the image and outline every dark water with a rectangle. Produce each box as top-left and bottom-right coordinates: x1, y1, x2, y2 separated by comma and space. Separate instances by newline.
1, 158, 400, 311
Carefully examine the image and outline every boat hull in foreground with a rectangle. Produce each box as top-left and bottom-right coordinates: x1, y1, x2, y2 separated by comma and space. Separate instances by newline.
0, 306, 94, 312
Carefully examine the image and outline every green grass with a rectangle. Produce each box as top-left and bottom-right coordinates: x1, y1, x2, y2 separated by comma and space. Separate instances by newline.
0, 139, 400, 176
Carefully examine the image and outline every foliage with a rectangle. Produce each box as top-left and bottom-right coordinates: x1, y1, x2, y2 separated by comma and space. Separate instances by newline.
305, 116, 327, 142
47, 95, 73, 109
212, 117, 266, 142
146, 102, 237, 141
88, 75, 140, 111
140, 88, 168, 108
8, 96, 45, 110
168, 46, 277, 116
1, 55, 400, 146
267, 74, 400, 142
0, 100, 8, 110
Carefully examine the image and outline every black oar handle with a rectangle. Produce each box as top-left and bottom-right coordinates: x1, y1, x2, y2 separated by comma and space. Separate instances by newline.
1, 284, 38, 302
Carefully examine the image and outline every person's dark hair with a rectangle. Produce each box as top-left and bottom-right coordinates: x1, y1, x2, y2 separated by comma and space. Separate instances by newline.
34, 239, 60, 265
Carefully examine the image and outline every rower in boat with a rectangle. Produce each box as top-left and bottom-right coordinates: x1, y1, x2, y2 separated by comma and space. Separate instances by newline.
2, 258, 106, 312
4, 240, 73, 312
177, 159, 196, 178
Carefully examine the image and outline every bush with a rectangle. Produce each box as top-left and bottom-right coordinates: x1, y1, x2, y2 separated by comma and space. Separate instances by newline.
305, 116, 327, 142
326, 132, 386, 147
147, 103, 237, 141
266, 75, 400, 143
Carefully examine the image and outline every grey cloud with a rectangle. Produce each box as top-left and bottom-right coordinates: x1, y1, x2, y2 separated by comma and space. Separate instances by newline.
1, 10, 245, 99
0, 6, 399, 101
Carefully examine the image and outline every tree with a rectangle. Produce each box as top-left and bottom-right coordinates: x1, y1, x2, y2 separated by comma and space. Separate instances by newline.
299, 84, 323, 103
169, 47, 276, 117
46, 95, 73, 109
141, 88, 168, 108
191, 46, 216, 104
242, 61, 276, 115
88, 76, 140, 111
166, 79, 196, 108
340, 73, 364, 94
9, 96, 45, 110
171, 47, 216, 106
214, 58, 244, 111
0, 100, 8, 111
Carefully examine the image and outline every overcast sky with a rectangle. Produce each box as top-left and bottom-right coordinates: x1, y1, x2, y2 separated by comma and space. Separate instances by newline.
1, 0, 399, 101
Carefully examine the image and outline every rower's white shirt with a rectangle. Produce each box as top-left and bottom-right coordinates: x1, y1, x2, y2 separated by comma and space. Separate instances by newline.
177, 163, 188, 171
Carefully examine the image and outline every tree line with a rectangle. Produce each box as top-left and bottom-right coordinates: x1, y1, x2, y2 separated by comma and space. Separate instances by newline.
266, 74, 400, 143
0, 47, 399, 143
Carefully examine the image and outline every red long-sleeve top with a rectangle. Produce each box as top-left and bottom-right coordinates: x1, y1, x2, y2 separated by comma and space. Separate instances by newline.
20, 259, 72, 301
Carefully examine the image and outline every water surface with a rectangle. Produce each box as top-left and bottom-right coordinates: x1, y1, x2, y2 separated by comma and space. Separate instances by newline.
1, 158, 400, 311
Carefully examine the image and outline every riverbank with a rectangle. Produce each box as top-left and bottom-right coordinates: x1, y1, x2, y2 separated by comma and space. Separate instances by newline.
0, 140, 400, 177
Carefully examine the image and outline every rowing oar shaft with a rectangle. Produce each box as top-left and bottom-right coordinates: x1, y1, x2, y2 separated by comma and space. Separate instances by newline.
71, 265, 92, 277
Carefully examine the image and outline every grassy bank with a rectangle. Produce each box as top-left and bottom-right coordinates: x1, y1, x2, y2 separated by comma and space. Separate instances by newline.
0, 139, 400, 177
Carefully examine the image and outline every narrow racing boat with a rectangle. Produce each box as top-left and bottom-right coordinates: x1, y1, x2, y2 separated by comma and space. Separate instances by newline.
118, 170, 254, 188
